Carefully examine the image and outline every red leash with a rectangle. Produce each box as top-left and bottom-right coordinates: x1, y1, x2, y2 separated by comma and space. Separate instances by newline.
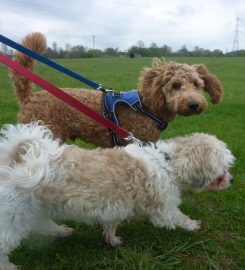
0, 54, 134, 142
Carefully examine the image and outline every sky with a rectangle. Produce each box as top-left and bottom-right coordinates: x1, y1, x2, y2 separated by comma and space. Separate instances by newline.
0, 0, 244, 52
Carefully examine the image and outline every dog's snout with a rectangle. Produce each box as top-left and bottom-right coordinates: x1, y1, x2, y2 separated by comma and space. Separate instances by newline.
230, 177, 234, 184
188, 101, 199, 111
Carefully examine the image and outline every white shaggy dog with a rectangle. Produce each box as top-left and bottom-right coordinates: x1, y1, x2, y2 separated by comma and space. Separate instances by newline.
0, 123, 235, 270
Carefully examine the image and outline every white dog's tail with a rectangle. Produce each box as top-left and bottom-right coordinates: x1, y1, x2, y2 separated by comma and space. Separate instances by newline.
0, 122, 64, 189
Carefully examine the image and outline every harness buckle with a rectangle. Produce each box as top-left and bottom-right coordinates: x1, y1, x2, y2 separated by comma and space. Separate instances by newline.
112, 91, 121, 99
104, 88, 115, 93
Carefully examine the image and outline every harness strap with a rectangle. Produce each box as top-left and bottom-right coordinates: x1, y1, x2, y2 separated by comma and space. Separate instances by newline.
101, 92, 122, 145
133, 103, 168, 131
0, 34, 103, 90
0, 53, 133, 142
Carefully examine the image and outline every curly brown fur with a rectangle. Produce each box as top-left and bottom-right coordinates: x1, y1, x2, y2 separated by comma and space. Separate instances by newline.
11, 33, 223, 147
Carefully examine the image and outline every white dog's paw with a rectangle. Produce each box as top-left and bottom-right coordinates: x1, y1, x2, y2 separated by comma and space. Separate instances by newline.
181, 219, 201, 232
53, 225, 74, 237
106, 236, 124, 247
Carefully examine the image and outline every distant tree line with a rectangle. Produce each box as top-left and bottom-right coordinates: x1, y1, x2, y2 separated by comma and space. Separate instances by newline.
1, 40, 245, 58
44, 40, 245, 58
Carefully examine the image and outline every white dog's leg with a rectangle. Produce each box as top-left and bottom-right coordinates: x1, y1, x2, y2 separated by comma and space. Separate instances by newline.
103, 224, 123, 247
178, 218, 201, 231
0, 220, 30, 270
34, 218, 74, 237
0, 254, 19, 270
151, 207, 201, 231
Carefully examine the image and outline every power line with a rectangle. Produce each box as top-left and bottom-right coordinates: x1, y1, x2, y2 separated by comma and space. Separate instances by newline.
232, 18, 240, 51
0, 0, 83, 17
92, 35, 95, 50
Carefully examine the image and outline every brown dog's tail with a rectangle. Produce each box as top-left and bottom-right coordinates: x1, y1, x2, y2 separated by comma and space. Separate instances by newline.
10, 32, 47, 104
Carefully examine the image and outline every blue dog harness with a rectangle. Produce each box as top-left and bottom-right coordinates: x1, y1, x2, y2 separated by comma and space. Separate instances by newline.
102, 90, 168, 145
103, 90, 141, 125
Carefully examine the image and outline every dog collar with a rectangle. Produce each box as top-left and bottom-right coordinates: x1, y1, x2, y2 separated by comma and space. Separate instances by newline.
140, 141, 171, 161
152, 143, 171, 161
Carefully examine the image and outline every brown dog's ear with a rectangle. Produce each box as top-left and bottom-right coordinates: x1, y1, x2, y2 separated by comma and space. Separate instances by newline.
193, 64, 223, 104
138, 68, 165, 110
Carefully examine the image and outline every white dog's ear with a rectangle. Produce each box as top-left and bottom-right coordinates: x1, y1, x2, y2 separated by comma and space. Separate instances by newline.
174, 142, 221, 189
193, 64, 223, 104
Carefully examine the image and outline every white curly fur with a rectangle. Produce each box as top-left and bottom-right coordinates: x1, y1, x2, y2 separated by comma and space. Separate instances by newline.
0, 122, 65, 189
0, 123, 235, 270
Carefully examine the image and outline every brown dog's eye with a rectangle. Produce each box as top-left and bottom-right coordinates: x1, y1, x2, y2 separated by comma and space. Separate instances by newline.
194, 81, 199, 88
172, 83, 181, 90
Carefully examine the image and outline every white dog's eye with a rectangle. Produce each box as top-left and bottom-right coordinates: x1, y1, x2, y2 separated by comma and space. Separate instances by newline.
223, 169, 228, 176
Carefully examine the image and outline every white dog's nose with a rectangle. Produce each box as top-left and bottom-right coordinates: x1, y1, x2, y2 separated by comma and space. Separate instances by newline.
230, 177, 234, 184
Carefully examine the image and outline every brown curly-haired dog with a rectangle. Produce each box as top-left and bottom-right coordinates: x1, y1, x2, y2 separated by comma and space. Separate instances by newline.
11, 32, 223, 147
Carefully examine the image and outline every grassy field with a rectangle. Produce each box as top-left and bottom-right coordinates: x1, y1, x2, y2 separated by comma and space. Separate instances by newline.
0, 57, 244, 270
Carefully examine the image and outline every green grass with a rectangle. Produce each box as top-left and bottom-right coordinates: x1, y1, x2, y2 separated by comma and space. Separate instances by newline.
0, 57, 244, 270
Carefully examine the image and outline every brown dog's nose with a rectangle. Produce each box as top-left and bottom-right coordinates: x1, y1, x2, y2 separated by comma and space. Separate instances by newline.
188, 101, 199, 111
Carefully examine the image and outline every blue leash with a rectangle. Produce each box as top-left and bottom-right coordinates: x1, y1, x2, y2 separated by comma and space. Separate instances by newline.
0, 34, 104, 90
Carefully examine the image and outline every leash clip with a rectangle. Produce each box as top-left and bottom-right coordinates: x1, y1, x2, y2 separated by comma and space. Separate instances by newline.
97, 84, 106, 92
124, 132, 143, 145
